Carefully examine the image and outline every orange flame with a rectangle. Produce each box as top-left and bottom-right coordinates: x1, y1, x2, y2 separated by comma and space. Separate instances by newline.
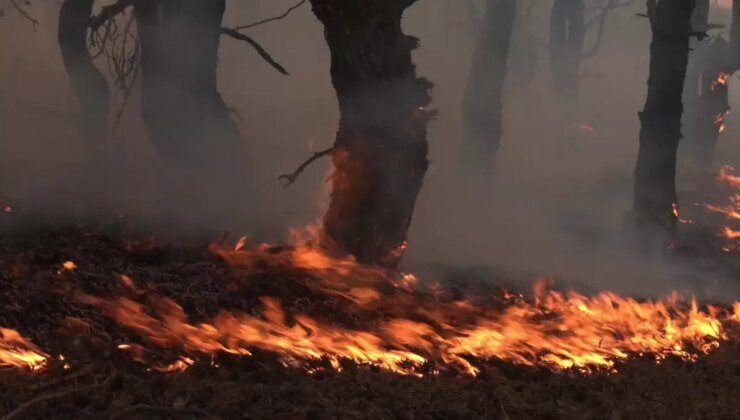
714, 112, 729, 134
74, 245, 739, 376
717, 165, 740, 188
0, 328, 49, 371
711, 72, 729, 91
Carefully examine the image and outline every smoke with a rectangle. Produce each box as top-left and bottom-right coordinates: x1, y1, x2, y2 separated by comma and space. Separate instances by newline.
0, 0, 738, 299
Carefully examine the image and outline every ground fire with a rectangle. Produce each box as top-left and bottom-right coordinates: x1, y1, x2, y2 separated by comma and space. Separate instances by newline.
2, 0, 740, 418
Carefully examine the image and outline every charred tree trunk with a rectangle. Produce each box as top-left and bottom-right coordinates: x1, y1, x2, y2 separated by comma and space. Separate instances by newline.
682, 0, 728, 171
58, 0, 111, 142
309, 0, 433, 268
633, 0, 695, 236
682, 0, 740, 171
462, 0, 516, 173
550, 0, 585, 103
134, 0, 245, 167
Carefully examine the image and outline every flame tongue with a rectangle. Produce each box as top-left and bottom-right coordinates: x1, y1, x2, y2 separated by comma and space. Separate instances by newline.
74, 245, 739, 376
0, 328, 48, 371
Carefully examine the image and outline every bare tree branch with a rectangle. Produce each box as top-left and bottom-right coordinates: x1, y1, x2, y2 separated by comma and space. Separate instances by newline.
279, 147, 334, 188
9, 0, 38, 28
221, 27, 289, 75
582, 0, 633, 58
232, 0, 307, 31
88, 0, 137, 31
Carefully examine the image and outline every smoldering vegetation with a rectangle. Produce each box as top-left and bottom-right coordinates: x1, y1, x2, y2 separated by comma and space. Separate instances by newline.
0, 0, 739, 299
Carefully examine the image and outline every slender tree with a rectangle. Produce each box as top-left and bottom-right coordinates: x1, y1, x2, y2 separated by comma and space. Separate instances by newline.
58, 0, 111, 142
633, 0, 696, 235
550, 0, 585, 103
462, 0, 516, 173
308, 0, 433, 267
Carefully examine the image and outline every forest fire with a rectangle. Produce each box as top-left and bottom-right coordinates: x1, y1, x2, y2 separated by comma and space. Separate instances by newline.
61, 243, 739, 377
0, 328, 48, 371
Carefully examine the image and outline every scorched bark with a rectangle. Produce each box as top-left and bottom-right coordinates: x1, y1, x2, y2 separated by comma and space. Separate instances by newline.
309, 0, 433, 267
633, 0, 696, 234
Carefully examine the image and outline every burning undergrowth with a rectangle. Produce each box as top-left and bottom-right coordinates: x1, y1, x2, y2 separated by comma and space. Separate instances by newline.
0, 222, 738, 417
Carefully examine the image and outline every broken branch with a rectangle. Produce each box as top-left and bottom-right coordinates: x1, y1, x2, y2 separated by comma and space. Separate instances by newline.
233, 0, 307, 31
279, 147, 334, 188
220, 28, 289, 75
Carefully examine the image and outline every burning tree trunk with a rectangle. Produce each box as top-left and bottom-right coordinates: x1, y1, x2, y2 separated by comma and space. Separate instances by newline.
134, 0, 245, 167
309, 0, 433, 267
550, 0, 585, 103
633, 0, 696, 235
461, 0, 516, 173
681, 0, 730, 171
58, 0, 111, 142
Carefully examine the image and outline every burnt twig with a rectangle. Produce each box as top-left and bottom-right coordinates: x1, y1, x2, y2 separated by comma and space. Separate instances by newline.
233, 0, 307, 31
220, 28, 289, 75
2, 372, 115, 420
279, 147, 334, 188
9, 0, 38, 28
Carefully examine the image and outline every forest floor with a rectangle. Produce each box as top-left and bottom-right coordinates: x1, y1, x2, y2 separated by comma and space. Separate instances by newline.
0, 217, 738, 419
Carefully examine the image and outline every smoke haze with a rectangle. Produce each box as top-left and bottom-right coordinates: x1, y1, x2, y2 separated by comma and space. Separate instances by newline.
1, 0, 739, 299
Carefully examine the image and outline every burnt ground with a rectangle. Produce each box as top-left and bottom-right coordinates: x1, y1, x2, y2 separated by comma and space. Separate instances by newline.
0, 217, 738, 419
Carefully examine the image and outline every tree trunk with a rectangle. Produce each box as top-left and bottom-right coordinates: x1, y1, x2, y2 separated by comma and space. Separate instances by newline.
58, 0, 111, 142
134, 0, 245, 168
633, 0, 695, 236
461, 0, 515, 173
682, 0, 730, 171
309, 0, 433, 268
549, 0, 585, 103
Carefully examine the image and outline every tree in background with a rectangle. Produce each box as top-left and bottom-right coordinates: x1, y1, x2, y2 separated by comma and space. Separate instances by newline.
461, 0, 516, 174
58, 0, 110, 144
682, 0, 740, 174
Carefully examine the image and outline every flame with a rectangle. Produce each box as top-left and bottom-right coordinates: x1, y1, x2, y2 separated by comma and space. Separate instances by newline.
722, 227, 740, 239
714, 111, 729, 134
717, 165, 740, 188
708, 166, 740, 252
711, 72, 729, 91
672, 203, 692, 224
2, 205, 11, 213
62, 261, 77, 271
0, 328, 49, 371
74, 245, 739, 377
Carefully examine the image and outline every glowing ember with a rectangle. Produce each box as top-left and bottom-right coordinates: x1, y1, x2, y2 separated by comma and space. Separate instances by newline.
0, 328, 49, 371
672, 203, 692, 224
572, 123, 594, 132
74, 245, 739, 376
61, 261, 77, 271
714, 111, 729, 134
711, 72, 729, 91
2, 205, 11, 213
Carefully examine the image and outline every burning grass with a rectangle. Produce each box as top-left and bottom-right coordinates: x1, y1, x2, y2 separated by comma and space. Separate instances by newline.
0, 222, 738, 418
